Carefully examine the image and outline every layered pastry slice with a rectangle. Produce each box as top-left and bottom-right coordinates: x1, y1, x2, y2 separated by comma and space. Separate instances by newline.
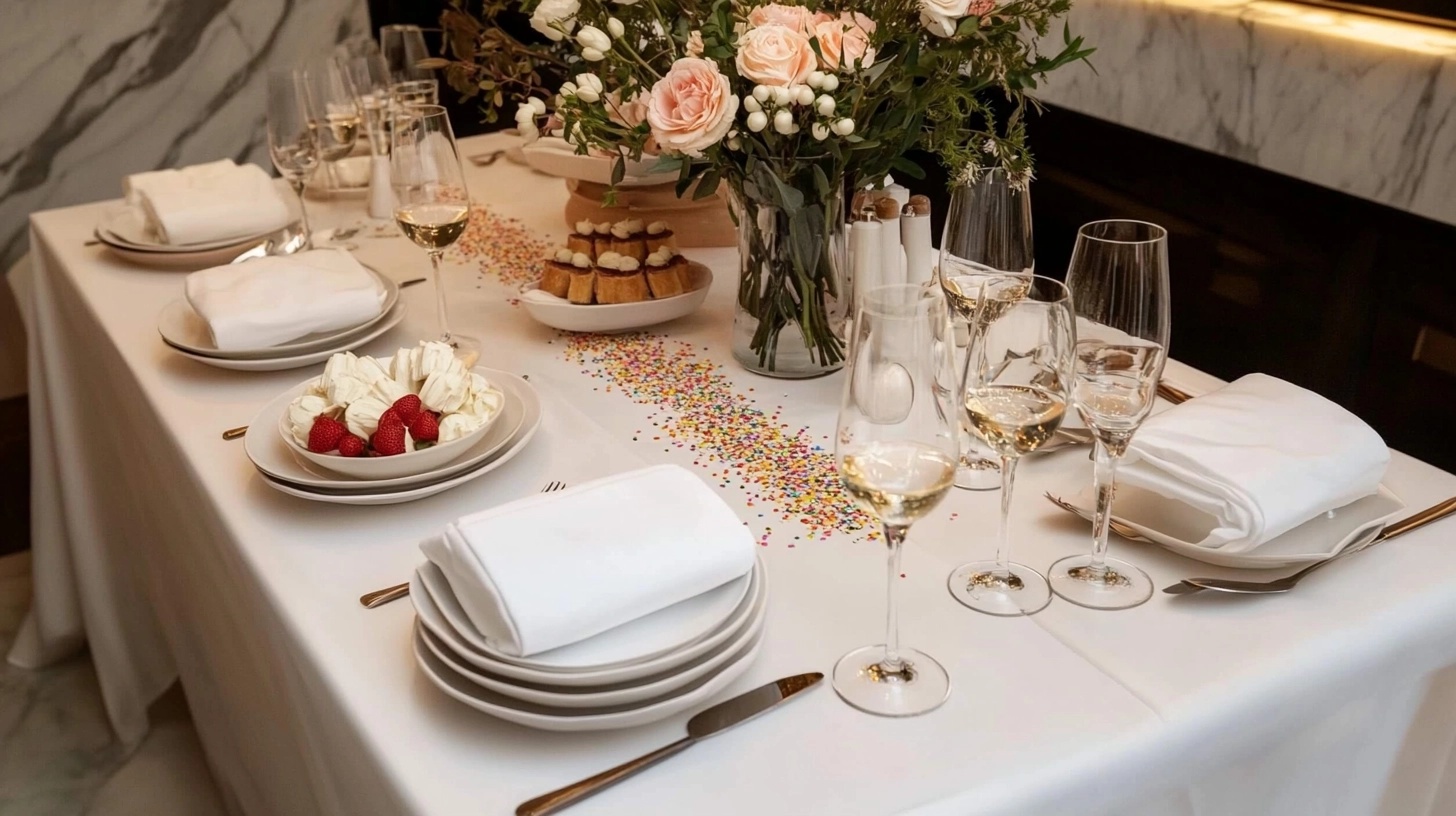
594, 252, 650, 304
607, 218, 647, 262
566, 220, 596, 258
644, 247, 686, 299
565, 251, 596, 304
540, 248, 576, 298
645, 221, 676, 254
591, 221, 614, 258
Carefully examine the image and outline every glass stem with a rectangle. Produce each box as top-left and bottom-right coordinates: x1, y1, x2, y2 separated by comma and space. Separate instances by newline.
1089, 440, 1121, 576
881, 524, 907, 672
428, 249, 451, 342
995, 455, 1017, 578
292, 181, 313, 250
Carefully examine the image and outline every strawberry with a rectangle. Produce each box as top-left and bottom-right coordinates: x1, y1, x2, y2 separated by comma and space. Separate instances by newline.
307, 417, 347, 453
371, 422, 408, 456
392, 394, 423, 423
408, 410, 440, 442
337, 434, 366, 457
378, 407, 404, 429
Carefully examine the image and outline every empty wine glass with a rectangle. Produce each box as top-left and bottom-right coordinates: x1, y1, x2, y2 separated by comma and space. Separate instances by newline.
301, 58, 361, 187
1048, 220, 1171, 610
390, 105, 477, 356
950, 275, 1074, 616
265, 69, 320, 253
391, 78, 440, 109
834, 284, 959, 717
939, 169, 1034, 491
380, 24, 432, 84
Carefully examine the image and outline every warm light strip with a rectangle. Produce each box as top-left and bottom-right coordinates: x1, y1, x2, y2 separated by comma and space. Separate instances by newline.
1159, 0, 1456, 55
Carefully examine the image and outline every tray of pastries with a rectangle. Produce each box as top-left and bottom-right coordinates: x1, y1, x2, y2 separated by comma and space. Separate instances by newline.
520, 218, 712, 334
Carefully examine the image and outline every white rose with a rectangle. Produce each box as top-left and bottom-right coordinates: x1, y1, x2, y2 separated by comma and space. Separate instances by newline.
918, 0, 970, 38
287, 395, 331, 447
577, 25, 612, 53
530, 0, 580, 41
344, 396, 391, 439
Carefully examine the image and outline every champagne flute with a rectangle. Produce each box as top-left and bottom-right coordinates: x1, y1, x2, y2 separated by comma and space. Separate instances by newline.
950, 275, 1075, 616
938, 169, 1034, 491
834, 284, 959, 717
301, 58, 361, 190
265, 69, 320, 253
390, 105, 477, 356
1048, 220, 1171, 610
380, 24, 432, 84
340, 53, 398, 227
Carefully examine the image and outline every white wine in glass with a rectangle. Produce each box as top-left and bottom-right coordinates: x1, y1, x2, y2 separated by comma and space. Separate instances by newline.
834, 284, 959, 717
390, 105, 477, 356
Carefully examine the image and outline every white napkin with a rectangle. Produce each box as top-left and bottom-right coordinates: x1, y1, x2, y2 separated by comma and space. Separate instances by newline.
420, 465, 756, 657
184, 249, 385, 350
124, 160, 292, 245
1119, 373, 1388, 551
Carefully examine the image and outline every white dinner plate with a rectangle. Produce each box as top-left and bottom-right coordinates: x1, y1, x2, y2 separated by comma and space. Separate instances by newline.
415, 554, 754, 671
166, 302, 406, 371
1052, 473, 1406, 569
157, 271, 400, 359
519, 263, 712, 334
96, 207, 279, 253
414, 619, 764, 732
245, 371, 534, 491
254, 400, 542, 505
412, 556, 767, 688
98, 236, 265, 270
415, 565, 766, 709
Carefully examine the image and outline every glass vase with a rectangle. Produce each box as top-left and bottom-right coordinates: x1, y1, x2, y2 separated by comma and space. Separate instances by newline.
730, 161, 848, 378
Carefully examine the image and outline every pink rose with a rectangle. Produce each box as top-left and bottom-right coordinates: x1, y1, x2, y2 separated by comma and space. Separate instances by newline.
735, 24, 816, 87
813, 14, 875, 72
969, 0, 996, 14
685, 30, 704, 57
746, 3, 814, 33
646, 58, 739, 156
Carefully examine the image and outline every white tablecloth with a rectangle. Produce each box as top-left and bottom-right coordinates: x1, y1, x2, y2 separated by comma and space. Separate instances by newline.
11, 135, 1456, 815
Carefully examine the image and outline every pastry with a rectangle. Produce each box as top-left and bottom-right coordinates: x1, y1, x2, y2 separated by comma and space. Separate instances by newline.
645, 220, 676, 254
566, 251, 595, 304
567, 219, 596, 258
591, 221, 614, 258
644, 247, 685, 299
540, 248, 575, 298
595, 255, 650, 304
607, 218, 647, 262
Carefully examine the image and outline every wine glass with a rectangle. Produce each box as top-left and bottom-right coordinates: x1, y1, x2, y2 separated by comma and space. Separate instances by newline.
949, 275, 1075, 616
834, 284, 959, 717
1048, 220, 1170, 610
339, 53, 398, 227
380, 24, 432, 84
265, 69, 320, 253
938, 169, 1034, 491
391, 78, 440, 109
390, 105, 477, 356
301, 58, 361, 189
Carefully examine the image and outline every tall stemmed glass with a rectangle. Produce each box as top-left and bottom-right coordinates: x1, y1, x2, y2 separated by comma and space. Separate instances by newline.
1048, 220, 1170, 609
949, 275, 1075, 616
380, 24, 432, 84
834, 284, 959, 717
339, 53, 397, 226
938, 169, 1035, 491
265, 70, 320, 253
301, 58, 361, 192
390, 105, 477, 356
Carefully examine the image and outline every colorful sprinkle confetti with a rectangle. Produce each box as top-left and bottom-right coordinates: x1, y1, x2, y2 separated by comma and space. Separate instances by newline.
564, 333, 874, 545
450, 205, 550, 293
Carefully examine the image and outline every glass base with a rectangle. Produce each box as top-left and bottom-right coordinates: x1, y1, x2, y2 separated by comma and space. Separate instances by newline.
947, 562, 1052, 616
954, 457, 1001, 491
441, 333, 481, 363
1048, 554, 1153, 610
832, 645, 950, 717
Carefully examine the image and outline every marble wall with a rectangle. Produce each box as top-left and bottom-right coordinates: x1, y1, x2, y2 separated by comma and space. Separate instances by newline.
1039, 0, 1456, 227
0, 0, 371, 272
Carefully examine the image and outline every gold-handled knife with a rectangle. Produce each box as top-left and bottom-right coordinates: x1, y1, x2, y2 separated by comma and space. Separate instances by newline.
515, 673, 825, 816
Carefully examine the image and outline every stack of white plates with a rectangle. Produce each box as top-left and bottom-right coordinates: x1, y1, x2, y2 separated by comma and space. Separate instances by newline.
157, 269, 405, 371
94, 208, 285, 269
412, 554, 768, 731
242, 368, 542, 504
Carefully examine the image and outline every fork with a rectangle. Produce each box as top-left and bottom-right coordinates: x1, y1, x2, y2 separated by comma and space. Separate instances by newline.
358, 481, 569, 608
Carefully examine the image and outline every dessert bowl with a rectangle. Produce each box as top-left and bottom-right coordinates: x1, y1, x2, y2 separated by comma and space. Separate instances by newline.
519, 262, 712, 334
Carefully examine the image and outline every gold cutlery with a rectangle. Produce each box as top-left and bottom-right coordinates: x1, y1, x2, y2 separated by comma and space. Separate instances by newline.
358, 482, 568, 609
222, 426, 249, 441
515, 673, 824, 816
1164, 496, 1456, 595
1157, 382, 1194, 404
1044, 492, 1151, 542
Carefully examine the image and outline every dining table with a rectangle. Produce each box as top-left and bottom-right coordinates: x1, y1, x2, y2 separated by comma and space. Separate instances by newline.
9, 131, 1456, 816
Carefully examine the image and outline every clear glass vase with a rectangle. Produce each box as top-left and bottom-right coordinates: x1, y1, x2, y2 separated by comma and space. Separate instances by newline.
730, 162, 849, 378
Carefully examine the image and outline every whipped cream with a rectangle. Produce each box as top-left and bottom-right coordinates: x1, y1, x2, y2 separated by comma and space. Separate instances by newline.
647, 221, 669, 235
610, 218, 644, 239
646, 247, 674, 266
593, 221, 612, 235
616, 256, 641, 272
553, 247, 574, 263
570, 252, 591, 269
287, 394, 331, 447
574, 219, 595, 235
596, 250, 623, 268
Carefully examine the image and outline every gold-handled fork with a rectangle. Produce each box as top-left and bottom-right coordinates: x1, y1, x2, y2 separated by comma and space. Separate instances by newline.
358, 481, 569, 609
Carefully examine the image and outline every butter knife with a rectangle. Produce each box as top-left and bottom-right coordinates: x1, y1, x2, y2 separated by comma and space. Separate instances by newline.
515, 672, 824, 816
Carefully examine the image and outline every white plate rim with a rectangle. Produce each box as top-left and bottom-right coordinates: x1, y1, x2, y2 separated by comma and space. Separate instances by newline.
96, 208, 280, 253
167, 302, 406, 371
519, 263, 712, 333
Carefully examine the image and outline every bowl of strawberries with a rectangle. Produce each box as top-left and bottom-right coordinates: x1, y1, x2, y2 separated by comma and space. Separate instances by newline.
279, 343, 505, 480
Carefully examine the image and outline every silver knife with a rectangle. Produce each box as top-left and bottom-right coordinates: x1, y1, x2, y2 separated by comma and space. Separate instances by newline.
515, 672, 824, 816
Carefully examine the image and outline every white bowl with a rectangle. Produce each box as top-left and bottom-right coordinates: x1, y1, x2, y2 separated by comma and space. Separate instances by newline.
277, 376, 500, 480
519, 262, 712, 334
519, 137, 677, 187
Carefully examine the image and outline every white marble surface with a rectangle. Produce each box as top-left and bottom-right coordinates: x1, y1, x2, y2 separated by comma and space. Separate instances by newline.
0, 0, 371, 272
1040, 0, 1456, 226
0, 552, 225, 816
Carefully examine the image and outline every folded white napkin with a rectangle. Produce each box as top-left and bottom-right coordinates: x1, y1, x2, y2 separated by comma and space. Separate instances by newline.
420, 465, 756, 657
184, 249, 385, 350
1119, 373, 1388, 551
124, 160, 292, 245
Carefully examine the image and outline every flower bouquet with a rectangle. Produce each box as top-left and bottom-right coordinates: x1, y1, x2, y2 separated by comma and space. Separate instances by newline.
440, 0, 1090, 376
